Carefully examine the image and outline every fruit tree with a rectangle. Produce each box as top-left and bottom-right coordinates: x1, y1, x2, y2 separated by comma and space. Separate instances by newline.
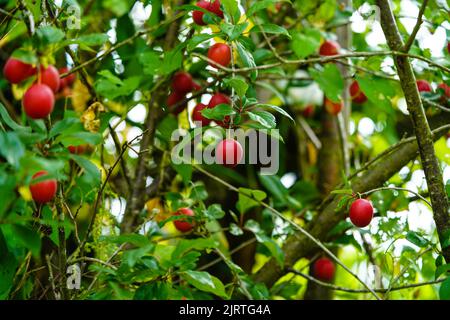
0, 0, 449, 301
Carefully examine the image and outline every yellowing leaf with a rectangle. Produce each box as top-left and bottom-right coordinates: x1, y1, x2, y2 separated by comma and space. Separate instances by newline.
81, 102, 105, 132
72, 79, 91, 112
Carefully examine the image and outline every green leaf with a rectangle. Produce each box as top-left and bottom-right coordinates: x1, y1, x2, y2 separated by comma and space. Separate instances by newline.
123, 244, 155, 267
245, 219, 284, 267
251, 23, 291, 38
70, 33, 108, 46
102, 0, 133, 16
0, 103, 30, 133
69, 155, 101, 187
9, 224, 41, 257
201, 104, 235, 120
221, 0, 240, 22
0, 132, 25, 169
247, 0, 290, 16
0, 230, 18, 299
223, 77, 249, 98
172, 238, 218, 259
11, 49, 38, 65
36, 26, 65, 45
247, 111, 276, 129
172, 163, 192, 185
134, 282, 169, 300
229, 223, 244, 236
57, 131, 102, 146
309, 63, 344, 102
100, 234, 150, 247
436, 264, 450, 280
236, 187, 267, 214
291, 28, 321, 58
258, 174, 288, 203
440, 277, 450, 300
221, 22, 249, 41
95, 72, 141, 99
139, 51, 162, 76
405, 230, 429, 248
236, 41, 258, 81
160, 45, 183, 75
204, 204, 225, 219
187, 34, 217, 51
181, 270, 228, 299
49, 117, 80, 138
356, 74, 398, 111
257, 104, 294, 121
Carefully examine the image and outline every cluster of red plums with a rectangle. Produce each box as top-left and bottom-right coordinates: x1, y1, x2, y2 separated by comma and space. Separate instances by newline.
3, 58, 80, 204
3, 58, 75, 119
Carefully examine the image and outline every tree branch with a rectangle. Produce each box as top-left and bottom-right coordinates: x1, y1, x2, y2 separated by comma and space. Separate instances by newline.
376, 0, 450, 262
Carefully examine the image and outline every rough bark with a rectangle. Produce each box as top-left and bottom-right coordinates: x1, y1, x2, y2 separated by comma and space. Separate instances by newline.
376, 0, 450, 262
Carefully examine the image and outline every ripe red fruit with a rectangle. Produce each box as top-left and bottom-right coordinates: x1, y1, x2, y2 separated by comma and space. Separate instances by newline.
68, 145, 86, 154
209, 92, 231, 108
208, 0, 224, 18
349, 80, 367, 104
192, 0, 210, 25
3, 58, 36, 84
192, 103, 211, 126
437, 83, 450, 98
58, 67, 76, 89
215, 139, 243, 168
173, 207, 195, 232
38, 65, 60, 93
302, 105, 315, 118
349, 198, 374, 228
313, 257, 335, 282
171, 71, 195, 94
167, 91, 187, 114
324, 98, 343, 115
319, 40, 340, 56
207, 43, 231, 68
416, 79, 432, 93
30, 171, 57, 204
23, 84, 55, 119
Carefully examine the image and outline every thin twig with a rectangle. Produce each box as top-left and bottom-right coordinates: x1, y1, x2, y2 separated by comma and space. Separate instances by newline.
403, 0, 429, 52
287, 268, 444, 294
360, 186, 432, 207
